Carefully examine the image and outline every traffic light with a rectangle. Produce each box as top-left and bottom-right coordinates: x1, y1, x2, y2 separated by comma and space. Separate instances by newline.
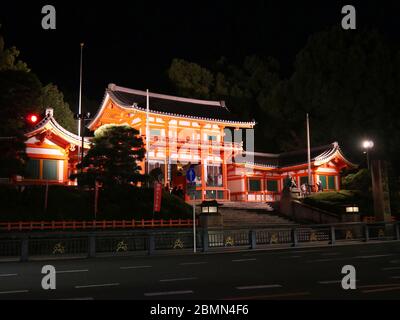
26, 114, 40, 125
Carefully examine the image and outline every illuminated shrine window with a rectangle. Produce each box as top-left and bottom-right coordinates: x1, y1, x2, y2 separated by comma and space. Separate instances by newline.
25, 159, 59, 181
266, 179, 278, 192
248, 178, 261, 192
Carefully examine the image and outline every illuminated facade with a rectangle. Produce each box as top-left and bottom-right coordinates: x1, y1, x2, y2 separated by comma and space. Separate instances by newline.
19, 85, 356, 202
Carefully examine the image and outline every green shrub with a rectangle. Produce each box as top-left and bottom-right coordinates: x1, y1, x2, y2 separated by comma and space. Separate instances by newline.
302, 190, 373, 215
0, 185, 191, 221
341, 169, 371, 191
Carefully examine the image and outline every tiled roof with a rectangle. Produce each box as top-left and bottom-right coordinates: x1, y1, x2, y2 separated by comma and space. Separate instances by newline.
99, 84, 255, 125
26, 111, 90, 147
238, 142, 355, 168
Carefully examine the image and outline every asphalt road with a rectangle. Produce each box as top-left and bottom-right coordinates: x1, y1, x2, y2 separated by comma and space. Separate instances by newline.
0, 242, 399, 300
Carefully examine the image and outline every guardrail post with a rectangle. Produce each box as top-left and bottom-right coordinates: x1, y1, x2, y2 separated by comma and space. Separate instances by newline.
20, 237, 29, 262
249, 230, 257, 249
88, 234, 96, 258
395, 223, 400, 240
330, 225, 336, 245
147, 234, 155, 255
364, 224, 369, 242
202, 229, 209, 252
291, 228, 298, 247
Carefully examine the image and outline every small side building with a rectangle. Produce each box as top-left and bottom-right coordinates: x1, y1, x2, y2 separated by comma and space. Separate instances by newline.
228, 142, 356, 202
18, 108, 90, 185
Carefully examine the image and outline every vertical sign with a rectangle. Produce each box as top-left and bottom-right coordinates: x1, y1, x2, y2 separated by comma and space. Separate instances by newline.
153, 182, 163, 213
371, 160, 392, 222
186, 166, 197, 253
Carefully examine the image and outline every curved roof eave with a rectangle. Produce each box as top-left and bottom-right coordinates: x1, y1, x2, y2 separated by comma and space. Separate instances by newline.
26, 115, 91, 148
88, 91, 256, 129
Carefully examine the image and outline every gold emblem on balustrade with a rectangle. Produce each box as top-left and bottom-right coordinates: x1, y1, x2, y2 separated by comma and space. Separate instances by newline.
173, 239, 184, 249
270, 233, 278, 244
116, 241, 128, 252
53, 243, 65, 254
309, 231, 318, 242
225, 236, 234, 246
378, 229, 385, 238
345, 230, 353, 240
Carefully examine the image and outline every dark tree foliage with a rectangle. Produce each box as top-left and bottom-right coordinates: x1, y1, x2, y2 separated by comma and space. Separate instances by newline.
38, 83, 76, 133
168, 28, 400, 165
168, 28, 400, 209
74, 124, 146, 188
168, 56, 281, 151
0, 31, 76, 177
0, 70, 42, 178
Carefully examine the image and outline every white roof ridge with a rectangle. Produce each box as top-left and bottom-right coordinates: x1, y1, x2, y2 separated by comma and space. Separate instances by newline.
108, 83, 223, 107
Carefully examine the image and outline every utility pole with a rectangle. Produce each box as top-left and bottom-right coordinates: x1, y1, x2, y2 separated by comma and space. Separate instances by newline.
77, 43, 84, 164
306, 113, 312, 188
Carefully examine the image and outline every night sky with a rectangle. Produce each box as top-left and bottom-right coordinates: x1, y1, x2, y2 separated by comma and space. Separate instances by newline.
1, 1, 399, 112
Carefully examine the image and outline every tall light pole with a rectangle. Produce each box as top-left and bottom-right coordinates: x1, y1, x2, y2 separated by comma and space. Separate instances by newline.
78, 43, 84, 137
362, 140, 374, 169
306, 113, 312, 190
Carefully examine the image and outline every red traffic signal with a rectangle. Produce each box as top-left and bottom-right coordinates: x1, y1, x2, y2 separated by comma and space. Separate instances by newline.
27, 114, 39, 124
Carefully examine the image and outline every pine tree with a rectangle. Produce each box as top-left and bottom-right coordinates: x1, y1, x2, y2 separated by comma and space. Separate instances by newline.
74, 124, 146, 188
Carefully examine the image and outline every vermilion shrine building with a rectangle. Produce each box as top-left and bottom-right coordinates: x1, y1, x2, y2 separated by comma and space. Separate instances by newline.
19, 84, 356, 202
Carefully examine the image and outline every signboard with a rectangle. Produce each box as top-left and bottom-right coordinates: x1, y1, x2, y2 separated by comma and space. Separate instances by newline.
186, 167, 196, 183
153, 182, 163, 213
186, 167, 197, 197
371, 160, 392, 221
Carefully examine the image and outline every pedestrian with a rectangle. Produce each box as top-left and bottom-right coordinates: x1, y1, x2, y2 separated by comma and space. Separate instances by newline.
317, 179, 323, 192
301, 183, 307, 197
290, 177, 297, 190
177, 186, 184, 199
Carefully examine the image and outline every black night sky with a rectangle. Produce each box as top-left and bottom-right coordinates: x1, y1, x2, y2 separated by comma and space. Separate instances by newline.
1, 0, 399, 111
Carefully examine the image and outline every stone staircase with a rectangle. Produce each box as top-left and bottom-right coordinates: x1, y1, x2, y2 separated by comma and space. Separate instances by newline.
219, 202, 294, 227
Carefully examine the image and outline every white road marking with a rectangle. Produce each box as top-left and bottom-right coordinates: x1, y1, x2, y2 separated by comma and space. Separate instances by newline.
0, 290, 29, 295
382, 267, 400, 271
291, 250, 323, 254
0, 273, 18, 277
144, 290, 194, 297
308, 258, 344, 263
180, 262, 208, 266
320, 252, 341, 256
362, 286, 400, 294
318, 280, 342, 284
232, 258, 257, 262
358, 283, 400, 289
318, 280, 359, 285
356, 254, 394, 259
226, 291, 310, 300
75, 283, 120, 289
160, 277, 198, 282
57, 270, 88, 274
120, 266, 152, 270
236, 284, 282, 290
57, 297, 94, 300
309, 254, 396, 263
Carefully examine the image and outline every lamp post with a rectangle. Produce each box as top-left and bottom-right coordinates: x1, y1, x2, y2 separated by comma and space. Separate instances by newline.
362, 140, 374, 170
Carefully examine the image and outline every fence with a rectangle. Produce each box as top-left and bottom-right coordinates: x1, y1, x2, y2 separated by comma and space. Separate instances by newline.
0, 219, 197, 232
0, 221, 399, 262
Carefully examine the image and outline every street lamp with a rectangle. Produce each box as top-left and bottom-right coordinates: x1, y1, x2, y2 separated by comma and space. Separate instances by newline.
362, 140, 374, 169
200, 200, 220, 214
345, 205, 359, 213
